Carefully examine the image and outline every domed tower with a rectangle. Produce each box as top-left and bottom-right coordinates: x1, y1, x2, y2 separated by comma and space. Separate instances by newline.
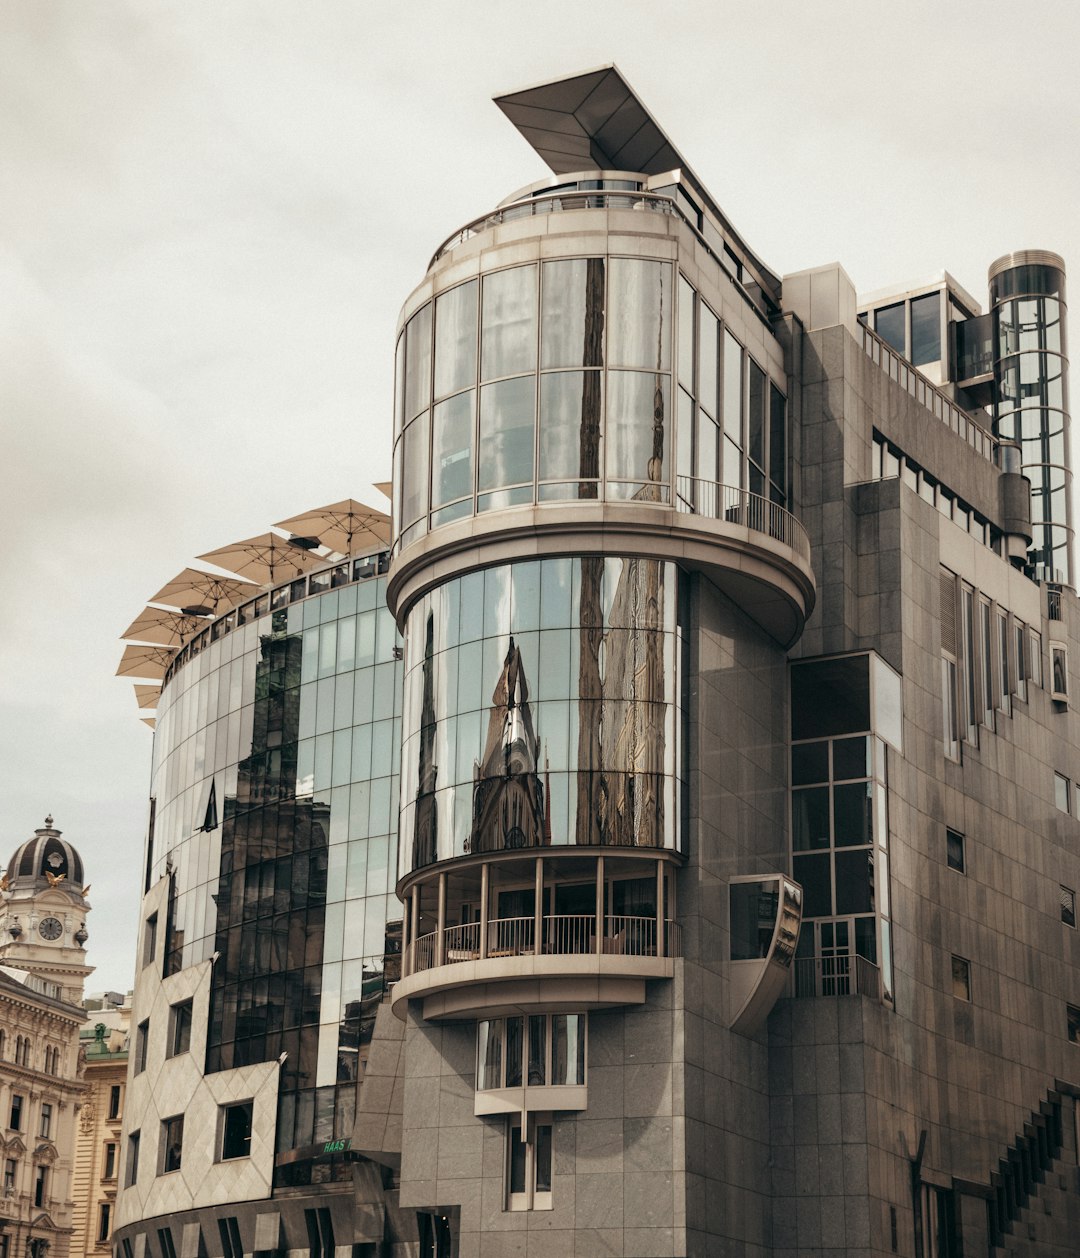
0, 816, 93, 1002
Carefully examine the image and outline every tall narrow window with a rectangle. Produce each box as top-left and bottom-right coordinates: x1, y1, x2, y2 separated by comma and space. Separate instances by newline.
168, 1000, 192, 1058
9, 1095, 23, 1131
104, 1141, 117, 1180
506, 1120, 553, 1211
220, 1102, 253, 1161
97, 1203, 112, 1244
157, 1228, 176, 1258
39, 1103, 52, 1139
946, 829, 965, 873
1061, 886, 1076, 928
218, 1218, 243, 1258
160, 1115, 184, 1174
135, 1021, 149, 1074
979, 597, 995, 727
126, 1131, 140, 1186
143, 913, 157, 967
1068, 1004, 1080, 1044
108, 1085, 122, 1121
951, 955, 971, 1001
940, 569, 959, 760
961, 587, 978, 743
997, 609, 1011, 716
1055, 772, 1071, 814
34, 1165, 47, 1207
304, 1209, 335, 1258
1015, 621, 1028, 703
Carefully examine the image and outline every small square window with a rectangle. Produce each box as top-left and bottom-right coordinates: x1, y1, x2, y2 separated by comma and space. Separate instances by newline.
1069, 1005, 1080, 1043
219, 1102, 253, 1161
1062, 887, 1077, 929
946, 829, 965, 873
951, 955, 971, 1001
160, 1115, 183, 1175
168, 1000, 192, 1058
1055, 772, 1071, 814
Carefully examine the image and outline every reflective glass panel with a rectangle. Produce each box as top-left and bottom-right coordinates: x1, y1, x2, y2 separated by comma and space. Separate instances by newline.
698, 304, 719, 417
606, 370, 670, 489
481, 266, 538, 380
607, 259, 670, 369
723, 331, 742, 444
434, 281, 478, 400
400, 413, 430, 527
539, 371, 602, 486
910, 292, 940, 365
404, 304, 432, 422
875, 302, 905, 355
431, 391, 474, 507
479, 377, 536, 491
541, 258, 605, 369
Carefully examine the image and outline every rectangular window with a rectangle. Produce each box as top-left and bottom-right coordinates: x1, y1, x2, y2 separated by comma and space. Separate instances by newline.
168, 1000, 193, 1058
1031, 629, 1043, 688
961, 587, 977, 743
939, 568, 959, 760
1015, 621, 1028, 703
39, 1103, 52, 1139
946, 829, 965, 873
3, 1159, 15, 1190
979, 598, 995, 727
97, 1203, 112, 1245
126, 1131, 140, 1187
157, 1229, 176, 1258
1051, 642, 1069, 702
34, 1165, 47, 1208
997, 609, 1011, 716
951, 955, 971, 1001
506, 1120, 553, 1211
9, 1095, 22, 1131
218, 1218, 243, 1258
160, 1115, 183, 1175
1055, 772, 1071, 814
1061, 886, 1076, 928
107, 1085, 122, 1121
143, 913, 157, 967
304, 1209, 335, 1258
103, 1141, 117, 1180
135, 1021, 149, 1074
220, 1102, 253, 1161
1069, 1004, 1080, 1044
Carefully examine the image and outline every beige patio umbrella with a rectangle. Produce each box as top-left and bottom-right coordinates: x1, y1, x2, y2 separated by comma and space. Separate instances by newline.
121, 606, 210, 647
372, 482, 392, 500
196, 532, 327, 586
274, 498, 392, 558
133, 685, 161, 710
116, 644, 176, 680
141, 717, 156, 730
147, 567, 257, 616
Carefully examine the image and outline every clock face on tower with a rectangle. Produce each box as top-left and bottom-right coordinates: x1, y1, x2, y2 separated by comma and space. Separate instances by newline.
38, 916, 63, 941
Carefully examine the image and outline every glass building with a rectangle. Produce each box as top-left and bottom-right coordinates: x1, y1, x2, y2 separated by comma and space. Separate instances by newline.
113, 67, 1080, 1258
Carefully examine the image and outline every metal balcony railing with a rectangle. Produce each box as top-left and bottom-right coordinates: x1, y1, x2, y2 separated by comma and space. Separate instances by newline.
409, 914, 682, 975
675, 477, 811, 564
792, 954, 881, 1000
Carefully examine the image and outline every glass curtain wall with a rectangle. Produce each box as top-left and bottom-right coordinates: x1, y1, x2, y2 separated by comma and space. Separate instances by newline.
399, 557, 686, 873
991, 261, 1071, 584
148, 572, 403, 1182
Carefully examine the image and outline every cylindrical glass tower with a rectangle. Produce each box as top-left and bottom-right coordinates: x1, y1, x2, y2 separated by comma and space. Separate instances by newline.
990, 251, 1071, 584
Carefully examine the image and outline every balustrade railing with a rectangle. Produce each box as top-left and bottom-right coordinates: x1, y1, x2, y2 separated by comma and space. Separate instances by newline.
408, 914, 683, 975
792, 953, 881, 1000
674, 477, 811, 563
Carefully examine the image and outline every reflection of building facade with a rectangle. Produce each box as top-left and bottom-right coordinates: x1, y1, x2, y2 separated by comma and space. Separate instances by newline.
112, 67, 1080, 1257
113, 524, 409, 1256
0, 821, 93, 1258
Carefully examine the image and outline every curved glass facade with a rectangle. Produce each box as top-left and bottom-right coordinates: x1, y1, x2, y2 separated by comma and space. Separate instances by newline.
398, 556, 686, 876
991, 261, 1072, 583
148, 570, 402, 1175
393, 257, 673, 547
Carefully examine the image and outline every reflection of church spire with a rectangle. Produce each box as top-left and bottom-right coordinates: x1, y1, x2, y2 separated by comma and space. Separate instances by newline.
412, 612, 439, 868
469, 637, 548, 853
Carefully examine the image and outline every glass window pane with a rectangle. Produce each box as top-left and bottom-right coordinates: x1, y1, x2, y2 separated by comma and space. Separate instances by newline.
535, 1125, 552, 1194
698, 304, 719, 417
792, 852, 830, 917
792, 787, 830, 850
723, 330, 742, 444
696, 415, 718, 487
875, 302, 905, 355
431, 391, 474, 507
541, 258, 605, 369
404, 304, 432, 422
400, 412, 430, 527
833, 736, 871, 780
791, 741, 828, 785
481, 266, 537, 380
479, 377, 536, 491
606, 370, 670, 488
835, 849, 874, 914
504, 1017, 523, 1087
434, 280, 478, 400
538, 370, 602, 485
833, 782, 873, 846
910, 291, 940, 365
677, 275, 695, 387
607, 259, 670, 369
747, 361, 765, 468
527, 1016, 546, 1086
769, 384, 786, 499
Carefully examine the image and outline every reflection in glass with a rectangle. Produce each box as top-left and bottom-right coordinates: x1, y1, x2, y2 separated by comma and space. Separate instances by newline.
400, 413, 430, 529
606, 371, 669, 492
479, 377, 536, 492
404, 304, 432, 422
538, 371, 602, 493
541, 258, 605, 369
431, 391, 474, 508
910, 292, 940, 365
607, 259, 670, 369
551, 1014, 585, 1085
434, 280, 478, 400
875, 302, 905, 355
481, 266, 538, 380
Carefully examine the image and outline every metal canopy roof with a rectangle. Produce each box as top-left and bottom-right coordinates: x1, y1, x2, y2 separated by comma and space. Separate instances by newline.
494, 65, 683, 177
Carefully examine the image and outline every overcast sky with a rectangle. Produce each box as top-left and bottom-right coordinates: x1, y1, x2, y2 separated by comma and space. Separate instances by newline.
3, 0, 1078, 993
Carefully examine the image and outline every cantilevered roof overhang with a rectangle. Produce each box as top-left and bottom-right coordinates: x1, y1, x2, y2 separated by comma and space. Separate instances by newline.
494, 64, 684, 178
493, 64, 780, 300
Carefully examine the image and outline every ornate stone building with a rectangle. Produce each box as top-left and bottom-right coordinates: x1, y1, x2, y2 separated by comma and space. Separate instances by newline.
0, 820, 93, 1258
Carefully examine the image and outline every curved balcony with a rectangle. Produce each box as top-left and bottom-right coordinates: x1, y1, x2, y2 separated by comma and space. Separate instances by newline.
391, 848, 682, 1021
388, 479, 815, 648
